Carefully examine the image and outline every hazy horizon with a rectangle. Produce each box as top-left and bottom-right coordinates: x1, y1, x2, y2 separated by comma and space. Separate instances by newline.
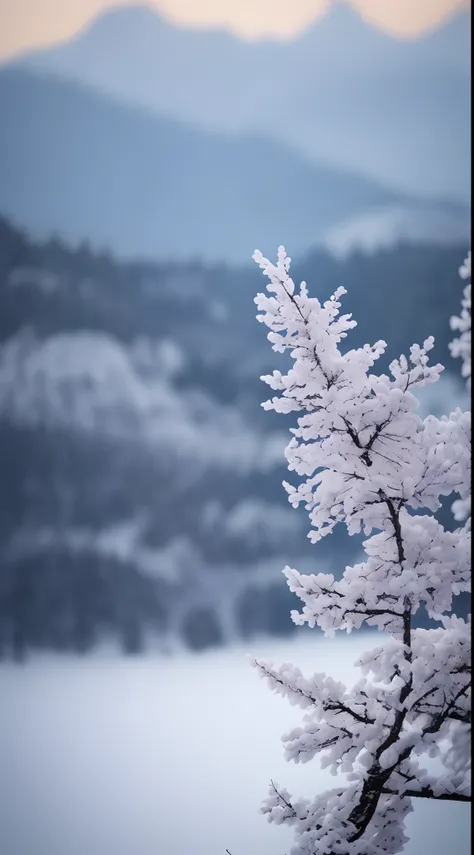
0, 0, 470, 60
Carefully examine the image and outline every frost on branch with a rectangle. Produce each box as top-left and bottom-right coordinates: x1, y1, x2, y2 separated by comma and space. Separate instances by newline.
252, 246, 471, 854
449, 250, 471, 520
450, 250, 471, 389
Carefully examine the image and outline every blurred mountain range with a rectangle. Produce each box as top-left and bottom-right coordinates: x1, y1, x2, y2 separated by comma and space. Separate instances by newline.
8, 1, 471, 203
0, 215, 469, 657
0, 66, 469, 264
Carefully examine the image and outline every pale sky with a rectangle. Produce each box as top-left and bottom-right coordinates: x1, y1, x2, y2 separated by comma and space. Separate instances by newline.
0, 0, 470, 59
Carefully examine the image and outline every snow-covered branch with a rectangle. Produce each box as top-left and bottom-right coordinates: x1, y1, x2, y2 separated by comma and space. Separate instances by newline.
251, 246, 471, 854
450, 250, 471, 388
449, 249, 471, 521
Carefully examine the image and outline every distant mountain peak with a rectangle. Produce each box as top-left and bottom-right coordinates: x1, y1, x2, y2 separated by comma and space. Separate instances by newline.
419, 5, 471, 45
322, 0, 363, 23
90, 3, 161, 24
79, 3, 166, 40
302, 0, 470, 45
298, 0, 384, 45
422, 5, 471, 36
313, 0, 368, 30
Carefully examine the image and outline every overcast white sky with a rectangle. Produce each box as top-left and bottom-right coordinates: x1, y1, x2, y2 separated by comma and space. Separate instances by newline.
0, 0, 470, 58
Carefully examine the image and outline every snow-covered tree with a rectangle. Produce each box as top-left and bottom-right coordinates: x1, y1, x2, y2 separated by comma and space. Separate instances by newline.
252, 246, 471, 854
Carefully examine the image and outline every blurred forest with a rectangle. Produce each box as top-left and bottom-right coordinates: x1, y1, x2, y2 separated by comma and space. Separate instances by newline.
0, 215, 469, 658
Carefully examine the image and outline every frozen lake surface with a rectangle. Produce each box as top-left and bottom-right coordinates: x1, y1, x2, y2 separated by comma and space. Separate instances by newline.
0, 634, 470, 855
